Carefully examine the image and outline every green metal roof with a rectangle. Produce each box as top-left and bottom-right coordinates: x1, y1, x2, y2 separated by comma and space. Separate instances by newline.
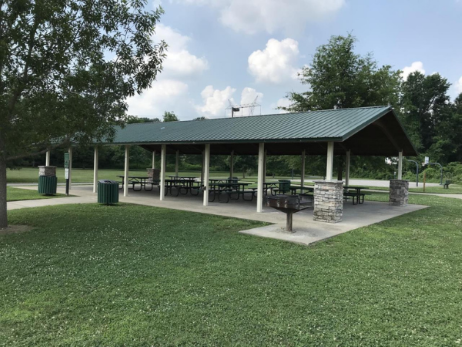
111, 106, 391, 143
102, 106, 417, 156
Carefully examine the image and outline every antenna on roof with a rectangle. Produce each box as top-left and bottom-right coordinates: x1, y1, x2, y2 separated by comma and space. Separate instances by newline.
226, 97, 261, 118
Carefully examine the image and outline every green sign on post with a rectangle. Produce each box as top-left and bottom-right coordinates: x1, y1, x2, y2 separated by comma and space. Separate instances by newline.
64, 153, 70, 195
64, 153, 69, 169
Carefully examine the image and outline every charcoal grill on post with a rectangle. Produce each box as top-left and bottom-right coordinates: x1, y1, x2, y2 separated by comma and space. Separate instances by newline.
265, 194, 313, 232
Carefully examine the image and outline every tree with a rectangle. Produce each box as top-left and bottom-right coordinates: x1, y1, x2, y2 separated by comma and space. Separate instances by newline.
163, 111, 179, 122
426, 92, 462, 163
399, 72, 452, 154
282, 34, 401, 111
0, 0, 167, 227
233, 155, 257, 178
280, 34, 402, 179
127, 116, 161, 124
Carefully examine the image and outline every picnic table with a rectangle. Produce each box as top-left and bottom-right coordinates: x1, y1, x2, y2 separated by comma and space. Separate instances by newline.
164, 178, 200, 196
168, 176, 197, 180
262, 182, 278, 195
289, 186, 314, 195
117, 175, 157, 191
344, 186, 369, 205
209, 182, 252, 202
209, 178, 238, 184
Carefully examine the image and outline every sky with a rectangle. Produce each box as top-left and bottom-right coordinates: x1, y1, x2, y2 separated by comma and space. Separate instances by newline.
127, 0, 462, 121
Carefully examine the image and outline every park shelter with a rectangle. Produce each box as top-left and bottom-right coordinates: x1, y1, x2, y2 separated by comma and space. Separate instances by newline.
86, 105, 417, 212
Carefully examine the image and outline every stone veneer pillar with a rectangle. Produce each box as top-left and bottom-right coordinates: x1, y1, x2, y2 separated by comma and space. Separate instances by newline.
389, 179, 409, 206
38, 166, 57, 177
313, 181, 343, 223
147, 168, 160, 181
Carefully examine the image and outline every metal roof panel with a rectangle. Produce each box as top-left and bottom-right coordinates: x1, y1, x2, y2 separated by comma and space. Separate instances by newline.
107, 106, 394, 145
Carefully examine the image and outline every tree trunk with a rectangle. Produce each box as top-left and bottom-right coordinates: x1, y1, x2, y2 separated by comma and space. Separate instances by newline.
0, 156, 7, 228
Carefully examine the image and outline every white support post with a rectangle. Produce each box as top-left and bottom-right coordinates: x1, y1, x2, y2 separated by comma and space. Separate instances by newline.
201, 151, 205, 183
203, 144, 210, 206
301, 150, 306, 187
160, 145, 166, 201
93, 147, 99, 193
398, 151, 403, 180
68, 147, 73, 189
45, 151, 50, 166
230, 151, 234, 178
257, 143, 265, 213
152, 151, 155, 169
123, 145, 129, 197
263, 149, 267, 185
175, 150, 179, 177
345, 150, 351, 187
326, 142, 334, 181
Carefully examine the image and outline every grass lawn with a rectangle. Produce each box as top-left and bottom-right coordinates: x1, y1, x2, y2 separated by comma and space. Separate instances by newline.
365, 184, 462, 195
7, 167, 317, 184
1, 195, 462, 346
7, 187, 67, 202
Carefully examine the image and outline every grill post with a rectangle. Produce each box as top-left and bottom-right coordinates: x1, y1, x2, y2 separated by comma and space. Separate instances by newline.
286, 211, 293, 232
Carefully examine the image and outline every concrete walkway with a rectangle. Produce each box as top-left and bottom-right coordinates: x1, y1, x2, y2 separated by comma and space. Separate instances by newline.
8, 195, 95, 210
8, 185, 429, 246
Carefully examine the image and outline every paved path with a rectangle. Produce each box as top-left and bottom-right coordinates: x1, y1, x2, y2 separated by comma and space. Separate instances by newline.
8, 195, 95, 210
306, 178, 440, 188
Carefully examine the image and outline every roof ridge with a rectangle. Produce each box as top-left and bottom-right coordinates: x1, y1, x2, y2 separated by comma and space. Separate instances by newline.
127, 105, 391, 125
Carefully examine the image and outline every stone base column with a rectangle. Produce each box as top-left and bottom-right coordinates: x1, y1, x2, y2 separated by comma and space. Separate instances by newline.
389, 179, 409, 206
313, 181, 343, 223
38, 166, 57, 176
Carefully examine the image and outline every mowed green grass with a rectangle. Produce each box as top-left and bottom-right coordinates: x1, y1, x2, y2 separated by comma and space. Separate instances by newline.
1, 194, 462, 346
7, 167, 256, 183
7, 167, 312, 184
365, 184, 462, 195
7, 168, 165, 183
6, 187, 67, 202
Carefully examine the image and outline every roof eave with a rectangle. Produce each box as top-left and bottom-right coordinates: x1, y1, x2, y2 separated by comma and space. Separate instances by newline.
98, 136, 345, 146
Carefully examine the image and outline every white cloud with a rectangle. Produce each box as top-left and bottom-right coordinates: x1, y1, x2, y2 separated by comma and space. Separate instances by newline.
231, 87, 263, 117
156, 24, 208, 78
176, 0, 344, 35
195, 86, 265, 117
248, 38, 300, 84
240, 87, 263, 105
276, 98, 292, 113
196, 85, 236, 117
455, 76, 462, 95
401, 61, 425, 80
127, 25, 208, 119
127, 79, 190, 117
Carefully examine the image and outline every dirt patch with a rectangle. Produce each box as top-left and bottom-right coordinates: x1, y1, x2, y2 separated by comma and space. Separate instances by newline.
0, 225, 33, 235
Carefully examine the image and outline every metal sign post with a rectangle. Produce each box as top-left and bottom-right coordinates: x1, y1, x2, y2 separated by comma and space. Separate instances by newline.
429, 162, 443, 185
64, 153, 70, 196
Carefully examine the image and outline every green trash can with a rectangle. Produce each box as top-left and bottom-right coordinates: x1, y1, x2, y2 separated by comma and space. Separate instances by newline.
98, 180, 119, 205
38, 176, 57, 195
278, 180, 291, 194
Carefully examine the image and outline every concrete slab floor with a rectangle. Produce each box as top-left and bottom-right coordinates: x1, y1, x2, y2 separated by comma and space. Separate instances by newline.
9, 184, 427, 246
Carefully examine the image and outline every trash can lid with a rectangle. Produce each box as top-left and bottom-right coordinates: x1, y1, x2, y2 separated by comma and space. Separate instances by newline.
99, 180, 118, 184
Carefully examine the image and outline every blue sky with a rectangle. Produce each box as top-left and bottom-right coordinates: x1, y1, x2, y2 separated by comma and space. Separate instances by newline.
127, 0, 462, 120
